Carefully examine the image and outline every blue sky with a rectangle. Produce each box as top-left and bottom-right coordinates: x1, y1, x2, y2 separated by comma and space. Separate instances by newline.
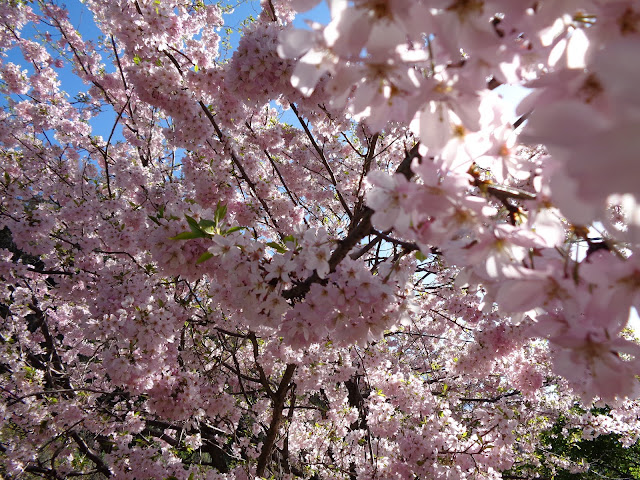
2, 0, 532, 148
1, 0, 330, 141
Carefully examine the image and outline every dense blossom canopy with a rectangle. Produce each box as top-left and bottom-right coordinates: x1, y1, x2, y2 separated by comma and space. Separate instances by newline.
2, 0, 640, 478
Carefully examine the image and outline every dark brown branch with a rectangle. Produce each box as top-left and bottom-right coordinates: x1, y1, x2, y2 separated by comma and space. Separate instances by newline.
24, 465, 65, 479
163, 50, 183, 75
101, 101, 128, 198
283, 143, 421, 301
244, 121, 312, 223
93, 249, 145, 272
215, 326, 249, 339
375, 231, 420, 252
281, 384, 297, 474
353, 132, 379, 216
265, 150, 313, 225
8, 387, 108, 403
70, 432, 113, 477
248, 332, 274, 398
26, 267, 73, 276
110, 35, 129, 92
266, 0, 278, 21
220, 360, 263, 385
513, 110, 531, 130
27, 301, 73, 391
255, 363, 297, 477
460, 390, 521, 403
158, 50, 283, 236
51, 17, 113, 104
290, 103, 353, 220
350, 234, 382, 260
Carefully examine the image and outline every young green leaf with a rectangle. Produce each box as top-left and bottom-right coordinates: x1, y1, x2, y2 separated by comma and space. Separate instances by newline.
196, 251, 214, 264
198, 219, 218, 234
266, 241, 287, 253
170, 231, 206, 240
184, 214, 204, 234
224, 226, 245, 235
214, 202, 227, 225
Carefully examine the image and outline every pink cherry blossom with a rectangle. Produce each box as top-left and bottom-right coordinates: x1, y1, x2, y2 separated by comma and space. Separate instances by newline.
3, 1, 640, 479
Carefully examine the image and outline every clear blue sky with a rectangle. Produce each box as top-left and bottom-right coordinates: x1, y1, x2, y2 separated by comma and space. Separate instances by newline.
2, 0, 330, 142
3, 1, 529, 150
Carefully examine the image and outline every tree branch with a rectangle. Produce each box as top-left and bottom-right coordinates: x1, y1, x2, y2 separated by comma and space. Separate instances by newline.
255, 363, 296, 477
290, 103, 353, 220
70, 432, 113, 477
283, 143, 420, 300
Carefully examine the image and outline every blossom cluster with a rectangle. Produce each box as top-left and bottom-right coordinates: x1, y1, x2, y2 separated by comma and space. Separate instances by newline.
282, 0, 640, 403
1, 0, 640, 479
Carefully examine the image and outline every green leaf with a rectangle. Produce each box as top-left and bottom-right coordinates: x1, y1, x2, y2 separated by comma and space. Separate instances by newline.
198, 219, 218, 234
133, 55, 141, 65
266, 241, 287, 253
193, 64, 199, 72
184, 214, 203, 234
196, 251, 214, 264
224, 226, 245, 235
147, 215, 160, 226
170, 231, 205, 240
214, 202, 227, 225
415, 251, 427, 261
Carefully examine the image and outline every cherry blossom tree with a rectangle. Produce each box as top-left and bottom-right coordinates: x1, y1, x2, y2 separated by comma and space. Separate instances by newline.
2, 0, 640, 478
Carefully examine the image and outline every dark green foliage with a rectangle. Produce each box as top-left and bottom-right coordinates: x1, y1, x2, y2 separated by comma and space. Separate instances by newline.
506, 407, 640, 480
